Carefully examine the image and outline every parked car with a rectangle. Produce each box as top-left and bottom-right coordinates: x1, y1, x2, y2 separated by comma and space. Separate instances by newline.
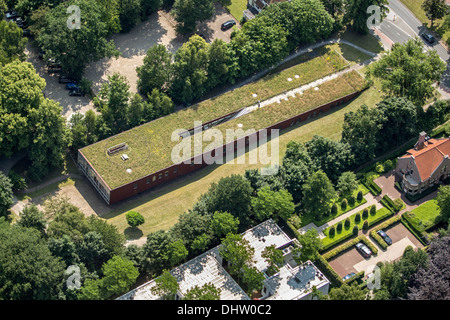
65, 82, 79, 90
221, 19, 236, 31
59, 75, 76, 83
356, 242, 372, 258
422, 32, 435, 44
377, 230, 392, 245
5, 10, 20, 20
46, 58, 62, 69
69, 89, 84, 96
342, 272, 356, 281
11, 16, 24, 28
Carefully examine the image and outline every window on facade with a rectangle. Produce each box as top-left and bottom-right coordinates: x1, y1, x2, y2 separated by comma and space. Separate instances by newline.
165, 171, 169, 177
133, 183, 138, 190
174, 167, 178, 174
158, 173, 162, 180
152, 176, 156, 182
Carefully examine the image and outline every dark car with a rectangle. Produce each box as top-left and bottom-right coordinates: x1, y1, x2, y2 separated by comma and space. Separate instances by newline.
66, 82, 79, 90
221, 19, 236, 31
377, 230, 392, 245
5, 10, 20, 20
59, 75, 76, 83
356, 243, 372, 258
69, 89, 84, 96
422, 32, 435, 44
12, 16, 24, 28
342, 272, 356, 281
46, 58, 62, 69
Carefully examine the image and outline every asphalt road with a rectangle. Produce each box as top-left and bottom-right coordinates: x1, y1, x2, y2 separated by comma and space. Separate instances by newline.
377, 0, 450, 94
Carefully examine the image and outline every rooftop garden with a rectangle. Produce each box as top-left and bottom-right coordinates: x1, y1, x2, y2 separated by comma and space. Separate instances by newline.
81, 46, 366, 189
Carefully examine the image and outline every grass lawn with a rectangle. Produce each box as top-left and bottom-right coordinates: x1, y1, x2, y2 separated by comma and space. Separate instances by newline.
403, 199, 442, 232
224, 0, 247, 22
321, 207, 392, 249
338, 27, 384, 54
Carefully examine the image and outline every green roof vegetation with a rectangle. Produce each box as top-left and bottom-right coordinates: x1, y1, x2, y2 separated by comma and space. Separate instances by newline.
81, 46, 366, 189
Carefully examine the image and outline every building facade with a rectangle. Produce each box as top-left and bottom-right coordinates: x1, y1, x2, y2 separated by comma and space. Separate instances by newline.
395, 132, 450, 196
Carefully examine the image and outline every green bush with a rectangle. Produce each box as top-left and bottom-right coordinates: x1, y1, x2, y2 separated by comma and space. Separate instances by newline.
354, 213, 361, 223
370, 204, 376, 215
288, 215, 302, 229
337, 222, 343, 232
383, 159, 394, 171
362, 220, 369, 230
341, 198, 348, 210
331, 203, 338, 214
314, 255, 344, 287
362, 208, 369, 219
344, 218, 351, 228
353, 225, 359, 236
348, 195, 355, 206
375, 163, 384, 173
357, 190, 363, 202
126, 211, 145, 228
329, 226, 335, 236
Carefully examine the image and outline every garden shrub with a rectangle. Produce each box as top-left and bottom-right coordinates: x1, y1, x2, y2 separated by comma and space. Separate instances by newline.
341, 198, 348, 210
375, 163, 384, 173
362, 220, 369, 230
356, 190, 363, 202
331, 203, 338, 215
370, 204, 376, 215
353, 225, 359, 236
362, 208, 369, 219
383, 159, 394, 171
344, 218, 351, 228
348, 195, 355, 206
288, 215, 302, 229
329, 226, 335, 236
354, 213, 361, 223
336, 222, 343, 232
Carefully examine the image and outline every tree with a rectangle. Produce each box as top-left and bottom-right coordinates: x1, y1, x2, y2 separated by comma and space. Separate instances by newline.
0, 172, 13, 219
422, 0, 447, 28
305, 135, 354, 182
77, 231, 109, 271
98, 73, 131, 134
218, 233, 254, 278
251, 186, 295, 222
118, 0, 142, 32
207, 39, 230, 89
141, 230, 176, 274
325, 282, 368, 300
151, 269, 179, 300
436, 185, 450, 223
78, 278, 106, 300
302, 170, 337, 220
183, 282, 221, 300
87, 215, 125, 258
344, 0, 388, 34
37, 0, 119, 79
126, 211, 145, 228
17, 204, 47, 234
137, 44, 172, 96
336, 171, 358, 198
171, 0, 215, 35
374, 246, 428, 299
202, 174, 253, 228
241, 265, 265, 296
211, 211, 239, 239
0, 225, 66, 299
167, 239, 188, 266
102, 256, 140, 297
298, 228, 322, 261
408, 236, 450, 300
367, 38, 446, 107
48, 235, 80, 267
261, 245, 284, 275
169, 35, 210, 104
0, 20, 27, 65
170, 210, 212, 250
341, 104, 381, 165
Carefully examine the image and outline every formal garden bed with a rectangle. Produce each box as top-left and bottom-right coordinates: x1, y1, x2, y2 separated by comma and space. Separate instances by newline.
321, 206, 393, 251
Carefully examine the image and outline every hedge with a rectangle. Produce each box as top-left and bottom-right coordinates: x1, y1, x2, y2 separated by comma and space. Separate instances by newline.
322, 235, 377, 260
380, 195, 403, 213
367, 208, 394, 228
345, 270, 365, 285
362, 179, 382, 196
314, 254, 344, 287
400, 214, 429, 246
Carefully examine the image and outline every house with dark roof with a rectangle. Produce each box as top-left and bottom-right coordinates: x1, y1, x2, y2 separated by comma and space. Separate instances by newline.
395, 132, 450, 196
243, 0, 288, 21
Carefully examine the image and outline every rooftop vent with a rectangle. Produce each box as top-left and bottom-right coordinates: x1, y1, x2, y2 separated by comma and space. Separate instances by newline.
121, 154, 129, 161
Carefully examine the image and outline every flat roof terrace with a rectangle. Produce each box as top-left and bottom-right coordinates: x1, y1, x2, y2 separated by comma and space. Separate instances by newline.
80, 46, 365, 190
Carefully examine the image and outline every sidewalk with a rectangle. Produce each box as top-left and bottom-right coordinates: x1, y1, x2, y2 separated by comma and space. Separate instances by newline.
298, 192, 384, 239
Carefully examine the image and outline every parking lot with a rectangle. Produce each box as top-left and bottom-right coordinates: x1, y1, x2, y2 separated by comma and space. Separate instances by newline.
328, 222, 424, 279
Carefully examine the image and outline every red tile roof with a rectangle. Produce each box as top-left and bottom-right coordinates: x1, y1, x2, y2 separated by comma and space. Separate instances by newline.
401, 138, 450, 181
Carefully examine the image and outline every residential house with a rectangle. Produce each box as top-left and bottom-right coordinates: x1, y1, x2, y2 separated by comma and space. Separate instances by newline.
117, 219, 330, 300
395, 132, 450, 196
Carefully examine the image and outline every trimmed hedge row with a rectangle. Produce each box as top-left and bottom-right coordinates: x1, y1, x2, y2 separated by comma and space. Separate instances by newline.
380, 195, 404, 213
369, 215, 402, 250
367, 208, 394, 228
345, 270, 365, 285
400, 214, 429, 246
323, 235, 377, 260
314, 254, 344, 287
362, 179, 382, 196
